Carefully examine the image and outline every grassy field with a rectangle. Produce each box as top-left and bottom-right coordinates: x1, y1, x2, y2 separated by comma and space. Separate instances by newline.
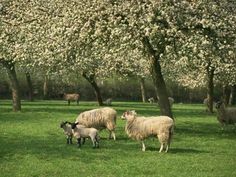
0, 100, 236, 177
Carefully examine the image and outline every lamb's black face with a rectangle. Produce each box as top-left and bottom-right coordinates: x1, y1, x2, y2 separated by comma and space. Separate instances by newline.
60, 122, 66, 128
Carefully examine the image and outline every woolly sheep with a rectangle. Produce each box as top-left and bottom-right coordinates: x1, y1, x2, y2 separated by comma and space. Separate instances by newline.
60, 121, 86, 144
69, 122, 100, 148
75, 107, 117, 140
121, 110, 174, 152
105, 98, 112, 106
215, 101, 236, 126
64, 93, 80, 105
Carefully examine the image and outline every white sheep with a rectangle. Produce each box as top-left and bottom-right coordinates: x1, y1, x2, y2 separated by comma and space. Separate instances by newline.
215, 101, 236, 126
69, 122, 100, 148
121, 110, 174, 152
75, 107, 117, 140
60, 121, 86, 144
64, 93, 80, 105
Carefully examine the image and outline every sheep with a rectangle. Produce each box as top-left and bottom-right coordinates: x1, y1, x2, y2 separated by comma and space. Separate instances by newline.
215, 101, 236, 126
121, 110, 174, 152
60, 121, 86, 145
64, 93, 80, 105
148, 97, 155, 104
105, 98, 112, 106
68, 122, 100, 148
60, 121, 73, 144
75, 107, 117, 140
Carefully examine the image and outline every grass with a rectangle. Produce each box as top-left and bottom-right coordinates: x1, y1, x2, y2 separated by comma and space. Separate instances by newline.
0, 100, 236, 177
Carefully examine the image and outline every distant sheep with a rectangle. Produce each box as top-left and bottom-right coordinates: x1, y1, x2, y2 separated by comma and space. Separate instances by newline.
75, 107, 117, 140
148, 97, 155, 104
64, 93, 80, 105
69, 122, 100, 148
215, 101, 236, 126
105, 98, 112, 106
121, 110, 174, 152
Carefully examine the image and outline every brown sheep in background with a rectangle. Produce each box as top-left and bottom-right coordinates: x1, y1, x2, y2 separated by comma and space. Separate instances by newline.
64, 93, 80, 105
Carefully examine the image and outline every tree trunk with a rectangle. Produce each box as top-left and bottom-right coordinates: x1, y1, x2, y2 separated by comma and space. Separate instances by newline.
140, 77, 146, 103
43, 75, 49, 100
2, 61, 21, 111
229, 85, 236, 105
206, 64, 215, 113
25, 72, 34, 101
222, 85, 231, 106
142, 37, 173, 118
82, 73, 103, 106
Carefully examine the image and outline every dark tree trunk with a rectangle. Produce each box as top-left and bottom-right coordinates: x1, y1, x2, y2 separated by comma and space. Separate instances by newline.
206, 63, 215, 113
229, 85, 236, 105
82, 73, 103, 106
25, 72, 34, 101
142, 37, 173, 118
222, 85, 231, 106
1, 61, 21, 111
43, 75, 49, 100
140, 77, 147, 103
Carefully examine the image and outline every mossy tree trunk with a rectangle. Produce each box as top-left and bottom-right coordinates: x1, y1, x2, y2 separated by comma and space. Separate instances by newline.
25, 72, 34, 101
206, 63, 215, 113
229, 85, 236, 105
1, 61, 21, 111
142, 37, 173, 118
82, 72, 103, 106
140, 77, 147, 103
43, 75, 49, 100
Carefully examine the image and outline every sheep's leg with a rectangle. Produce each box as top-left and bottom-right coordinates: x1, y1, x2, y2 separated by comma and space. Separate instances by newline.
69, 136, 73, 144
165, 143, 169, 153
68, 100, 70, 106
111, 131, 116, 140
77, 138, 81, 148
159, 143, 164, 153
91, 137, 96, 148
95, 135, 99, 148
82, 138, 86, 144
141, 141, 146, 151
77, 99, 79, 105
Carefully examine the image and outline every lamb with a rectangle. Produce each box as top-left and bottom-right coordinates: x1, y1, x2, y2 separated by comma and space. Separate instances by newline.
64, 93, 80, 105
60, 121, 86, 144
215, 101, 236, 126
68, 122, 100, 148
121, 110, 174, 152
75, 107, 117, 140
60, 121, 73, 144
105, 98, 112, 106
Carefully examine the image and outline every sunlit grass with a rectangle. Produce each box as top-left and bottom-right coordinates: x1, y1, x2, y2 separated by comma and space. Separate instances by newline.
0, 100, 236, 177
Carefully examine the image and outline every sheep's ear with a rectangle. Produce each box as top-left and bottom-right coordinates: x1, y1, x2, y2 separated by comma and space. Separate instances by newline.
67, 122, 72, 125
131, 110, 137, 115
75, 122, 79, 125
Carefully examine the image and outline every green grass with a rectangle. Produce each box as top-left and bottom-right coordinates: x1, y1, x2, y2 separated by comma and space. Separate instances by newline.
0, 100, 236, 177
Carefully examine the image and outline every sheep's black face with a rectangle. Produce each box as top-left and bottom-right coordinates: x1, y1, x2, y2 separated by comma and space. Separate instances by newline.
215, 101, 223, 109
60, 122, 66, 128
71, 123, 77, 129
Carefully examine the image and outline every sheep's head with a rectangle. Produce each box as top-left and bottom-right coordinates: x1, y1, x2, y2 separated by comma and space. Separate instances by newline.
121, 110, 137, 120
60, 121, 68, 128
68, 122, 79, 129
215, 101, 223, 109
